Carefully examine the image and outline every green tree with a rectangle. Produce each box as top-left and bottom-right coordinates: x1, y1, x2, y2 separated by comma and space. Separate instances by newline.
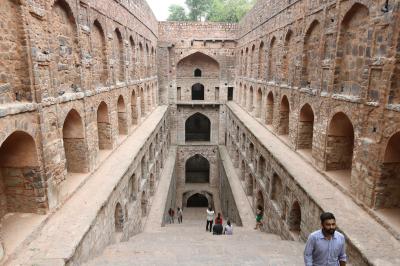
166, 0, 255, 22
207, 0, 255, 22
167, 4, 188, 21
185, 0, 212, 21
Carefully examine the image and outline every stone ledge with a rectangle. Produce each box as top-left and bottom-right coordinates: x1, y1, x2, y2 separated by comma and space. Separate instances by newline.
0, 102, 37, 118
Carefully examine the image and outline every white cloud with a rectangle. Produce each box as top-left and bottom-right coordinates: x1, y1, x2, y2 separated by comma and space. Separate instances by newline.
146, 0, 187, 21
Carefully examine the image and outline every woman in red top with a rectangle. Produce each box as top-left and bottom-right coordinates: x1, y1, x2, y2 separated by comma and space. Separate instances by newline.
215, 212, 223, 224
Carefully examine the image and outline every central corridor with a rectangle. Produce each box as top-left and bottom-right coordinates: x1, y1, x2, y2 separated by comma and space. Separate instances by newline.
86, 208, 304, 265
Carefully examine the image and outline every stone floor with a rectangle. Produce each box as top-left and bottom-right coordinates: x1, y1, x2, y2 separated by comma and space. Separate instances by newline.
85, 208, 305, 266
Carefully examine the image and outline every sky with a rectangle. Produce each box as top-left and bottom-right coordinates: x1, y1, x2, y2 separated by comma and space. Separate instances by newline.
146, 0, 187, 21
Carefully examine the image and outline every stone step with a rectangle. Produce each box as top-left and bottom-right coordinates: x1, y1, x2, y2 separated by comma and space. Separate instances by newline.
85, 227, 304, 266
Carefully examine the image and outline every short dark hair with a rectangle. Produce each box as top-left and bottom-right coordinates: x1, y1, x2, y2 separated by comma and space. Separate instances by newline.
320, 212, 335, 223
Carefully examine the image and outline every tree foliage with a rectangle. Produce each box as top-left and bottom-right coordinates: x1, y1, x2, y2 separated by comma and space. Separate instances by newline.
167, 4, 188, 21
167, 0, 255, 22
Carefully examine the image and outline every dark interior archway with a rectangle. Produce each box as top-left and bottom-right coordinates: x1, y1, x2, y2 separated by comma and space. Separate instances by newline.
185, 154, 210, 183
194, 68, 202, 77
192, 83, 204, 100
185, 113, 211, 141
187, 193, 208, 207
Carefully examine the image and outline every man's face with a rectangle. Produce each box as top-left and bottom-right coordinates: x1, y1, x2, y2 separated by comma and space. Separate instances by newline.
321, 218, 336, 235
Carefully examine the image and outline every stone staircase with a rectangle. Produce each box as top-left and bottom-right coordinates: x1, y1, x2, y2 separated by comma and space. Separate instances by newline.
85, 208, 305, 266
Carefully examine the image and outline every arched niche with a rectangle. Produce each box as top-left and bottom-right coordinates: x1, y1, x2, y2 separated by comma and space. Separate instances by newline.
97, 101, 112, 150
266, 92, 274, 125
62, 109, 89, 173
117, 96, 128, 135
278, 96, 290, 135
185, 113, 211, 142
377, 132, 400, 209
297, 104, 314, 150
326, 112, 354, 171
0, 0, 31, 102
185, 154, 210, 183
0, 131, 43, 217
52, 0, 80, 94
114, 202, 124, 232
187, 193, 208, 207
177, 52, 220, 78
131, 89, 138, 125
92, 20, 107, 86
191, 83, 205, 100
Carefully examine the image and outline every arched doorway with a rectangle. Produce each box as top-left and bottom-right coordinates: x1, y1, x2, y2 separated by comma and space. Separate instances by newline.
185, 154, 210, 183
131, 89, 138, 126
62, 109, 89, 173
266, 92, 274, 125
256, 88, 262, 118
140, 87, 145, 116
246, 173, 254, 197
326, 112, 354, 171
141, 191, 147, 216
288, 201, 301, 234
256, 190, 264, 212
377, 132, 400, 209
114, 203, 123, 232
0, 131, 43, 217
194, 68, 202, 77
187, 193, 208, 207
298, 104, 314, 150
150, 173, 155, 195
97, 101, 112, 150
185, 113, 211, 141
248, 86, 254, 112
117, 95, 128, 135
192, 83, 204, 100
278, 96, 290, 135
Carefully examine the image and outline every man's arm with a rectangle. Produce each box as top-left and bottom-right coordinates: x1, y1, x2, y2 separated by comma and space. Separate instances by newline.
338, 237, 347, 266
303, 235, 314, 266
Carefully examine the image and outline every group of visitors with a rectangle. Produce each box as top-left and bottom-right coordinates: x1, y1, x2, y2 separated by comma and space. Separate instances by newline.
167, 207, 183, 224
206, 207, 233, 235
168, 205, 346, 265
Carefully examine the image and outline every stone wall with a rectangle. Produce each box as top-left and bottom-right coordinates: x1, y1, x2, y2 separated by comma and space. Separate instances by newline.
226, 107, 368, 265
158, 22, 237, 105
0, 0, 159, 217
235, 0, 400, 212
65, 113, 170, 264
218, 157, 242, 226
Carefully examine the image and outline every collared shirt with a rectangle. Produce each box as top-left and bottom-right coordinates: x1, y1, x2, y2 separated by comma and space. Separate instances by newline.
206, 209, 214, 221
304, 229, 347, 266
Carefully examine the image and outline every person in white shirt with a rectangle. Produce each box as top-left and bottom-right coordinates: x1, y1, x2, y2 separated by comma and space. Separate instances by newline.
206, 207, 215, 232
224, 220, 233, 235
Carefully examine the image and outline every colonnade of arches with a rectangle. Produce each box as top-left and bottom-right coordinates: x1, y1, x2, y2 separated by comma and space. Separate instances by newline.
237, 158, 303, 237
0, 86, 164, 219
237, 3, 399, 105
236, 85, 359, 176
228, 110, 400, 232
0, 0, 157, 103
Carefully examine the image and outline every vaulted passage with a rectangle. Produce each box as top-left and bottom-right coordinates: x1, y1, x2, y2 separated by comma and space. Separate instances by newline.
326, 112, 354, 171
0, 131, 43, 218
297, 104, 314, 150
187, 193, 208, 207
185, 113, 211, 141
378, 132, 400, 209
185, 154, 210, 183
97, 102, 112, 150
62, 109, 89, 173
117, 96, 128, 135
191, 83, 204, 100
